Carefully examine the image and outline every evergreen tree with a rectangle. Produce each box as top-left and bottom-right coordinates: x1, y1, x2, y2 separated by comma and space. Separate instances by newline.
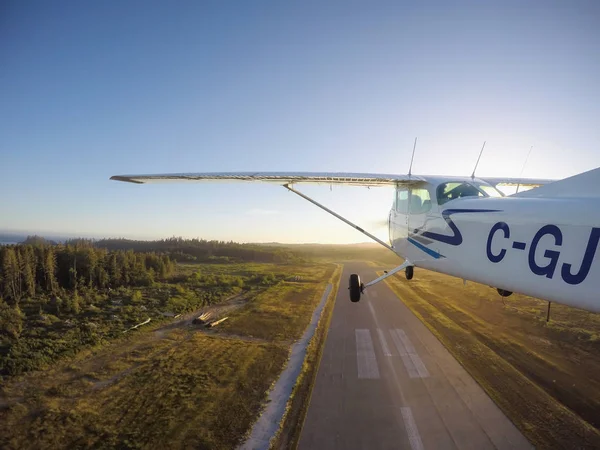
21, 246, 36, 298
66, 291, 81, 314
96, 265, 109, 289
2, 248, 21, 303
108, 253, 120, 286
0, 299, 24, 339
44, 247, 58, 293
77, 247, 98, 287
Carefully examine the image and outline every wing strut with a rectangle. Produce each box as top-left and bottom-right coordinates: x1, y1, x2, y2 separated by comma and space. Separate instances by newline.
283, 184, 395, 252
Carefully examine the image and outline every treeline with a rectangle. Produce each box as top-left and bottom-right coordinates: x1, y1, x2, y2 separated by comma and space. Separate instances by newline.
95, 237, 300, 263
8, 236, 302, 264
0, 244, 175, 305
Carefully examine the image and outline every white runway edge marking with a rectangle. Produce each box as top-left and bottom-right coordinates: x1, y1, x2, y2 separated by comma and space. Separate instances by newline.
389, 329, 429, 378
238, 284, 332, 450
377, 328, 392, 356
356, 329, 380, 379
401, 407, 424, 450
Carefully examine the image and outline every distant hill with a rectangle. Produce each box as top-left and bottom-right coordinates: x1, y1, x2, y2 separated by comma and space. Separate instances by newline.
0, 231, 88, 246
22, 235, 58, 246
0, 233, 62, 246
0, 232, 27, 245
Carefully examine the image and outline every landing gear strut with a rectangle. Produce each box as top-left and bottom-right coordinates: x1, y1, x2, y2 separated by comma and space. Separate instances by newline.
348, 261, 413, 303
349, 274, 364, 303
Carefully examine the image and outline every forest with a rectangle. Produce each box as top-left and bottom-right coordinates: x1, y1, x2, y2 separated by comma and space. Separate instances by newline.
0, 243, 175, 304
0, 237, 297, 379
0, 241, 178, 377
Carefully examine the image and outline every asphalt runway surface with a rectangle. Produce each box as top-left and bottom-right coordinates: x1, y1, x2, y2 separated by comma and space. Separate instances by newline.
298, 262, 531, 450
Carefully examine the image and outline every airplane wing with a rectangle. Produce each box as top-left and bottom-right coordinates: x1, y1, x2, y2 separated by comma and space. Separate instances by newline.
110, 172, 425, 186
480, 177, 556, 188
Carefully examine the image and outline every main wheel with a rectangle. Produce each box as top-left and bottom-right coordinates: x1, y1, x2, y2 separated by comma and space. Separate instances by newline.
405, 266, 414, 280
497, 288, 513, 297
349, 274, 362, 302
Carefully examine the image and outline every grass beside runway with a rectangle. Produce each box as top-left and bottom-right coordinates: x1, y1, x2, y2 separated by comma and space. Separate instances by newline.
383, 268, 600, 449
219, 274, 334, 342
2, 333, 287, 450
0, 262, 336, 450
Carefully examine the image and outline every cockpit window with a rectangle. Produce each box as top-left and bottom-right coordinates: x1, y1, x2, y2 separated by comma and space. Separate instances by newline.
475, 183, 504, 198
437, 182, 484, 205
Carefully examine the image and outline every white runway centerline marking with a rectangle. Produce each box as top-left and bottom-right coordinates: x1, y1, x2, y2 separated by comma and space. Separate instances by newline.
389, 329, 419, 378
368, 302, 376, 315
390, 329, 429, 378
355, 329, 380, 379
401, 407, 424, 450
377, 328, 392, 356
390, 328, 429, 378
396, 329, 430, 378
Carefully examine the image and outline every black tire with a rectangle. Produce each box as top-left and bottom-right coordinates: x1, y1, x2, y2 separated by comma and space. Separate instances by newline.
405, 266, 414, 280
349, 274, 361, 303
497, 288, 513, 297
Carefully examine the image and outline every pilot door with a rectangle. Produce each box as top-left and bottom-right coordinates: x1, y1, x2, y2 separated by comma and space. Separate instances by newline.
406, 186, 433, 237
391, 185, 435, 255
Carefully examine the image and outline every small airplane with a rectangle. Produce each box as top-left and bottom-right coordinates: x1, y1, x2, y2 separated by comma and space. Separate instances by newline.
111, 165, 600, 314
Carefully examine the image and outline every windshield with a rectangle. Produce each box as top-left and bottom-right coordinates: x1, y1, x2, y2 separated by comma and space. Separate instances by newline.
436, 181, 504, 204
437, 182, 485, 204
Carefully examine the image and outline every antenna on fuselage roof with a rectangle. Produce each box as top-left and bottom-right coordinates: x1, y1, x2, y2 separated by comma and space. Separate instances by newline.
408, 137, 417, 178
471, 141, 486, 179
515, 146, 534, 193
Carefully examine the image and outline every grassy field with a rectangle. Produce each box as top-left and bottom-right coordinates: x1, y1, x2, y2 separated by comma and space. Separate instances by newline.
382, 267, 600, 449
0, 331, 287, 449
0, 261, 337, 449
220, 282, 328, 342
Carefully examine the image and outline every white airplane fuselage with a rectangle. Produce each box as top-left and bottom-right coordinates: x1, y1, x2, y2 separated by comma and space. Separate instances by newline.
390, 192, 600, 312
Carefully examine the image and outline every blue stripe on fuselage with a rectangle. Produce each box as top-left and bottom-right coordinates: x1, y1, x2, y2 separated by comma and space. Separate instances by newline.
421, 209, 501, 246
407, 237, 444, 259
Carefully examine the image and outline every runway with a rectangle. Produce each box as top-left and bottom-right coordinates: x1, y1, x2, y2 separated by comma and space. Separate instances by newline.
298, 262, 531, 450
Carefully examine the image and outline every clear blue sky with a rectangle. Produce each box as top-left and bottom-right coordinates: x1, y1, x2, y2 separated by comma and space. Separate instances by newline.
2, 1, 599, 243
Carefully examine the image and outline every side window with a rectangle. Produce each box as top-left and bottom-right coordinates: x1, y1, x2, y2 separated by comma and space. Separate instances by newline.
396, 187, 431, 213
395, 187, 409, 213
409, 188, 431, 214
